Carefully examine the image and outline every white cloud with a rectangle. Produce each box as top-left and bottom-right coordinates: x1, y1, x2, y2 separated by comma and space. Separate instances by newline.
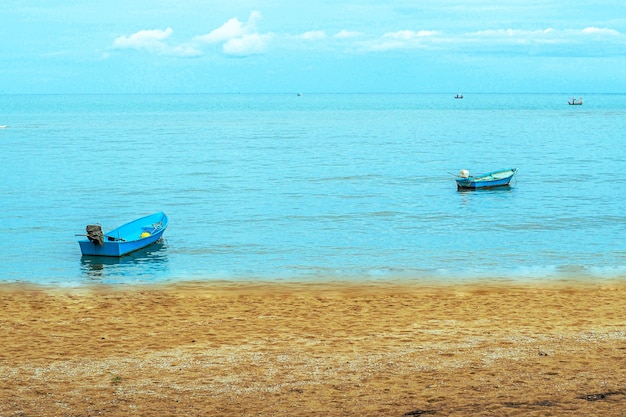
358, 25, 624, 55
113, 12, 270, 58
113, 28, 201, 57
364, 29, 440, 51
581, 27, 619, 36
465, 28, 558, 47
465, 27, 623, 51
334, 30, 363, 39
114, 28, 173, 50
223, 33, 272, 56
383, 30, 438, 40
195, 11, 269, 56
472, 28, 552, 38
111, 13, 624, 60
300, 31, 327, 41
195, 18, 247, 44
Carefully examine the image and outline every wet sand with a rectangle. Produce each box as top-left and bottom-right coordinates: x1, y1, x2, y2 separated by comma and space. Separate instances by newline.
1, 279, 625, 416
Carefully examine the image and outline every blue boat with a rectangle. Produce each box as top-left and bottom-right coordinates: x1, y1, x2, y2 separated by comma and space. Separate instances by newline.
78, 212, 168, 257
455, 168, 518, 190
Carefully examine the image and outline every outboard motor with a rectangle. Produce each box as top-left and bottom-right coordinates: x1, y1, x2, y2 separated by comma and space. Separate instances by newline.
86, 224, 104, 245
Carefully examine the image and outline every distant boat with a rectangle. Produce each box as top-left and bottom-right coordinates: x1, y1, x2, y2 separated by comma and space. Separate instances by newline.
568, 97, 583, 105
78, 212, 168, 257
454, 94, 463, 99
455, 168, 518, 190
297, 92, 303, 96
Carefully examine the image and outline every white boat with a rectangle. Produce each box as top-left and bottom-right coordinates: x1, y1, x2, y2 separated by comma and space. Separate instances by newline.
456, 168, 518, 190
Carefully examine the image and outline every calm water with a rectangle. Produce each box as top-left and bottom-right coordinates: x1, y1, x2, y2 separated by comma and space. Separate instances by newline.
1, 93, 625, 285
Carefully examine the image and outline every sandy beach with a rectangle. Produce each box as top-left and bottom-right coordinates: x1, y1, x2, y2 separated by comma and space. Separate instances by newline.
1, 279, 624, 416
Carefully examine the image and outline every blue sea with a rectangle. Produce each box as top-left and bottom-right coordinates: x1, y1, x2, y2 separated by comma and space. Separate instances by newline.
1, 93, 624, 286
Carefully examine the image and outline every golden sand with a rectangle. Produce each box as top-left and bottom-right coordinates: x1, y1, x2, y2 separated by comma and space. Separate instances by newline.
1, 279, 625, 416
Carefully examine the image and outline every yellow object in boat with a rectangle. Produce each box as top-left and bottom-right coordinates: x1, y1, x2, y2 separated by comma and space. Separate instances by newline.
140, 232, 151, 238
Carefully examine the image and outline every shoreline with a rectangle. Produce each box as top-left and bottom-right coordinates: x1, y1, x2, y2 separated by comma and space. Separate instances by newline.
4, 271, 626, 289
2, 279, 625, 416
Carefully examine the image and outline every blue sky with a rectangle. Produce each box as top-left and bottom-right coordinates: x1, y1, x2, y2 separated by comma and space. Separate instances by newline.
2, 1, 626, 93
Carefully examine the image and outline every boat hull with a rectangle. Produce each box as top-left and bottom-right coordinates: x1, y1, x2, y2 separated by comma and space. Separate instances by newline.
456, 168, 517, 190
78, 212, 168, 257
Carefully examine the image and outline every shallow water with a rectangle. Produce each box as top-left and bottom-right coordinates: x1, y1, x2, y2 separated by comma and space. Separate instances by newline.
1, 93, 624, 285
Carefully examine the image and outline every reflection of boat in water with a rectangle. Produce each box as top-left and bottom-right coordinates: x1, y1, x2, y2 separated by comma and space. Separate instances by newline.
568, 97, 583, 105
455, 168, 518, 190
80, 241, 168, 282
